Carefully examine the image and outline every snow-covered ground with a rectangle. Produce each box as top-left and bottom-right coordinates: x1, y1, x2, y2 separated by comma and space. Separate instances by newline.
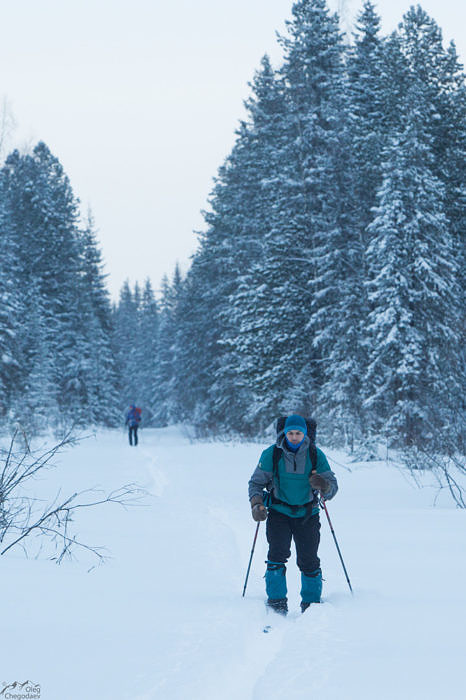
2, 427, 465, 700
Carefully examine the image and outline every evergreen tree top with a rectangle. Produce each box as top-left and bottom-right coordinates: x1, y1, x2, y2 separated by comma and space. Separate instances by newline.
353, 1, 381, 47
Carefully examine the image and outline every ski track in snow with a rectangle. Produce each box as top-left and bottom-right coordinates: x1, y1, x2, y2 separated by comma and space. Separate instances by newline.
1, 427, 465, 700
139, 447, 168, 498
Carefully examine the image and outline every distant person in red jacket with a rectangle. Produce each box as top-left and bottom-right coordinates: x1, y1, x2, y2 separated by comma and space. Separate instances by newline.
125, 404, 142, 446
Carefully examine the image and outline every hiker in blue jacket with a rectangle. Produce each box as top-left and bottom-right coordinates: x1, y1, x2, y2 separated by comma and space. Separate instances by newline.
248, 414, 338, 614
125, 404, 142, 446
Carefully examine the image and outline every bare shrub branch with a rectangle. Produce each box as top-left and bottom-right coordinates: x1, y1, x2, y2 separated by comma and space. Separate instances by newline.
0, 431, 147, 564
400, 411, 465, 508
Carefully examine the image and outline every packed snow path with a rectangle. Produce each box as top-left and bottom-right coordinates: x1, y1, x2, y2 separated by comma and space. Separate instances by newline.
2, 427, 464, 699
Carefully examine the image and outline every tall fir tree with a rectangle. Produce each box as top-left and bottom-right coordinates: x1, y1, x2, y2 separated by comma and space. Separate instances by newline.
265, 0, 349, 428
113, 280, 140, 413
360, 6, 464, 445
17, 280, 58, 433
138, 278, 159, 423
1, 143, 84, 425
317, 1, 385, 446
204, 55, 290, 432
76, 212, 119, 425
170, 263, 211, 429
151, 267, 183, 426
0, 185, 22, 418
363, 112, 459, 444
0, 142, 121, 431
396, 7, 466, 440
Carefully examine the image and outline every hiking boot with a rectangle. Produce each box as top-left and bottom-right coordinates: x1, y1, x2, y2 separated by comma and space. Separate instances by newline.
301, 600, 321, 613
267, 598, 288, 615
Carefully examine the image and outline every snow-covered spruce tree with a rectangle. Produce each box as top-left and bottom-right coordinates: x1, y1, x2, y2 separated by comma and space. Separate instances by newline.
180, 0, 367, 436
33, 144, 84, 424
0, 150, 37, 417
208, 0, 349, 433
169, 268, 214, 428
442, 45, 466, 450
15, 280, 58, 434
397, 7, 466, 255
395, 6, 466, 448
0, 144, 84, 428
0, 187, 22, 420
31, 144, 118, 428
266, 0, 351, 436
293, 2, 384, 447
360, 7, 465, 448
168, 261, 212, 431
137, 278, 159, 424
166, 55, 289, 435
347, 1, 386, 240
202, 56, 292, 433
1, 150, 60, 432
76, 212, 120, 426
363, 87, 460, 446
151, 267, 183, 426
315, 2, 410, 448
441, 44, 466, 452
313, 1, 384, 448
79, 211, 114, 336
112, 280, 141, 414
1, 143, 125, 432
438, 42, 466, 304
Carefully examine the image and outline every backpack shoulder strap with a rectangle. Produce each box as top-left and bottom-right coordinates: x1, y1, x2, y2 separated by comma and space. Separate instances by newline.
272, 445, 282, 491
309, 444, 317, 474
272, 445, 281, 477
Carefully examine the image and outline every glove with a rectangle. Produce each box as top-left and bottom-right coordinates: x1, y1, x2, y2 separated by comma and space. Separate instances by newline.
250, 495, 267, 522
309, 472, 330, 496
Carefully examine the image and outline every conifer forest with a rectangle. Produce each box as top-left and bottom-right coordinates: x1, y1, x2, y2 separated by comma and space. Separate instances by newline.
0, 1, 464, 460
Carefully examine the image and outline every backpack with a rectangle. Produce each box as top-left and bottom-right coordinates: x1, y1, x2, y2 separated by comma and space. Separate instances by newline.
128, 406, 142, 426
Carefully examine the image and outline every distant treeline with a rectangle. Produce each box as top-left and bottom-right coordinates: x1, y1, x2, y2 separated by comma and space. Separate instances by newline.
1, 1, 465, 456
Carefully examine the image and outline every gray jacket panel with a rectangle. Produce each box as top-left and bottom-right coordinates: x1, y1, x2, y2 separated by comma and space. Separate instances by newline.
248, 464, 272, 502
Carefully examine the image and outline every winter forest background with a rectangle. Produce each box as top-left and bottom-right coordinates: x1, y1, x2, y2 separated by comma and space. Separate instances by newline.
0, 2, 464, 469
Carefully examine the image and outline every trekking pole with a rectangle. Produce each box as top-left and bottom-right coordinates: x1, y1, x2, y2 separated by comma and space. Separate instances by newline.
320, 497, 353, 595
242, 521, 260, 597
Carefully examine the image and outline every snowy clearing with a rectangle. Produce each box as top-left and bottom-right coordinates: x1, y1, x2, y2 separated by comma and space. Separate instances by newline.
2, 427, 465, 700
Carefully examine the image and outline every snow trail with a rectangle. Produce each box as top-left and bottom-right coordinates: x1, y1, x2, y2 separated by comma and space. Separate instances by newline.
1, 427, 464, 699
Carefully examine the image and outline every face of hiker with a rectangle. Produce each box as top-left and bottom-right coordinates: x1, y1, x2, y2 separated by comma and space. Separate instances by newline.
286, 430, 305, 445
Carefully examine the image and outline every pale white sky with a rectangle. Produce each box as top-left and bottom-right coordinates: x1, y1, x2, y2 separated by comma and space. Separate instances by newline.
1, 0, 464, 299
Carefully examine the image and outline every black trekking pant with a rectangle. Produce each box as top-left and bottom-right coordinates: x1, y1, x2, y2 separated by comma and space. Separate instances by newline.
266, 508, 321, 575
128, 425, 138, 446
